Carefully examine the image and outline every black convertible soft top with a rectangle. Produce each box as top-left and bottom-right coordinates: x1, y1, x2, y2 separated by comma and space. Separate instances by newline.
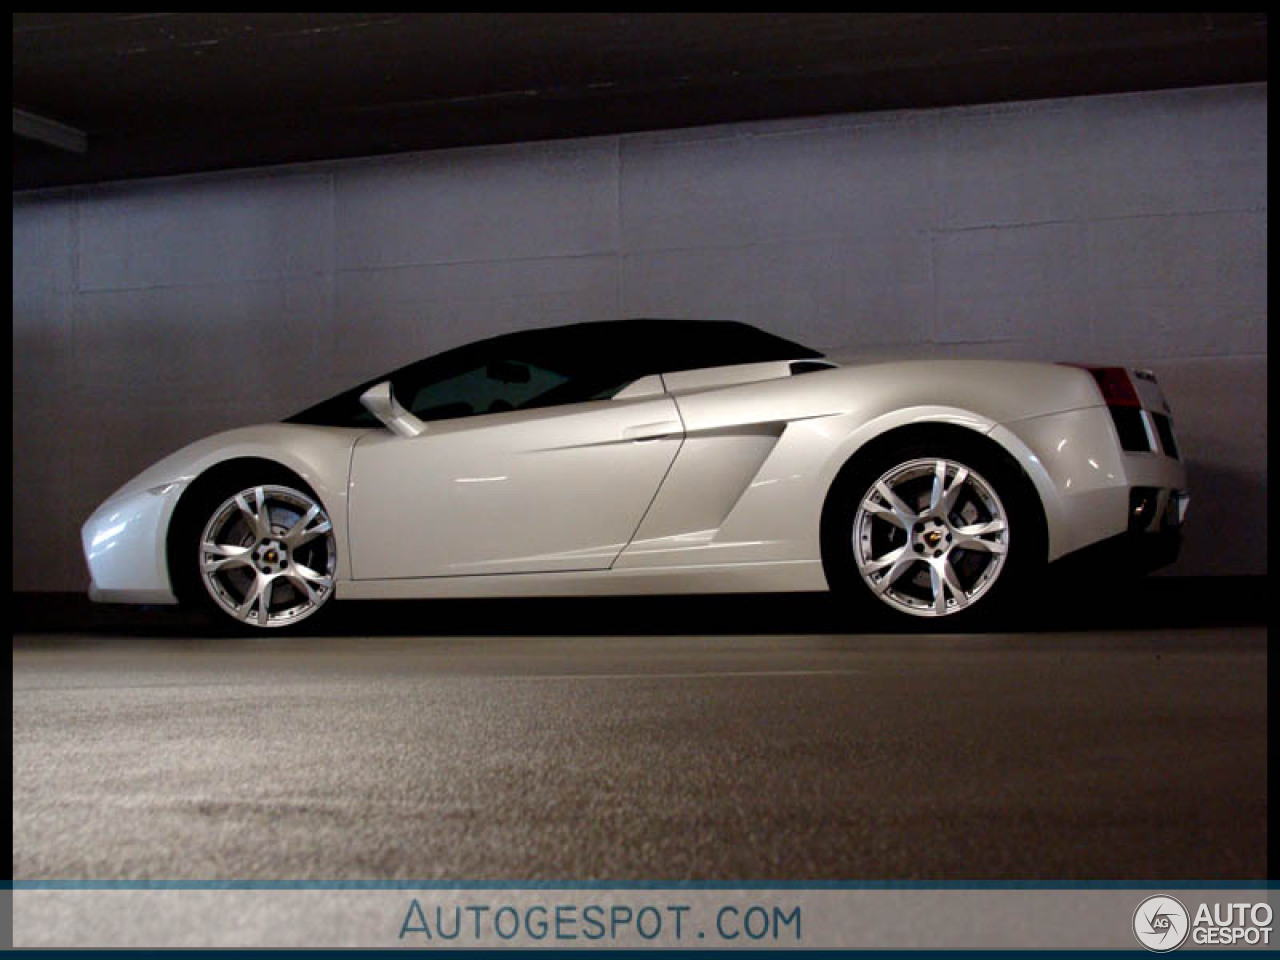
287, 318, 823, 427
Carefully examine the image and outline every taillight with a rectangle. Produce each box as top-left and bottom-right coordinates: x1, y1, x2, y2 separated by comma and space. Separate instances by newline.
1080, 366, 1141, 408
1059, 363, 1152, 453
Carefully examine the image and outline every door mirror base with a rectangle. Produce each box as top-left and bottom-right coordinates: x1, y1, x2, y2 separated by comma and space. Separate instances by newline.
359, 381, 427, 438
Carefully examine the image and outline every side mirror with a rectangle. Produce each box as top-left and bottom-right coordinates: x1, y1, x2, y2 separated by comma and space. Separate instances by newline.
359, 381, 426, 438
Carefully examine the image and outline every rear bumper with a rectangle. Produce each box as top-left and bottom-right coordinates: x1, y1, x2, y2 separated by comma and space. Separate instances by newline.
1052, 488, 1188, 577
993, 405, 1189, 563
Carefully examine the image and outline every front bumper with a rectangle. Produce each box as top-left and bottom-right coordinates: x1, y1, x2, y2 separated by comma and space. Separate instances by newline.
81, 482, 185, 604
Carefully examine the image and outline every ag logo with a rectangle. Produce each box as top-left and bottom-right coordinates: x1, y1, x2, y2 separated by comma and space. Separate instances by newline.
1133, 895, 1190, 952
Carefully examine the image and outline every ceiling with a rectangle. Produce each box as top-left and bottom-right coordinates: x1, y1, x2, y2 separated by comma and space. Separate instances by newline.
12, 12, 1268, 191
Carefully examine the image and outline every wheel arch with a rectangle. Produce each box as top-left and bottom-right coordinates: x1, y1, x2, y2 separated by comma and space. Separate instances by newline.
166, 457, 321, 604
818, 420, 1050, 582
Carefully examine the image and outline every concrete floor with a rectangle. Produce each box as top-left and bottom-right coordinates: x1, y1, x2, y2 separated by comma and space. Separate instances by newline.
12, 590, 1268, 882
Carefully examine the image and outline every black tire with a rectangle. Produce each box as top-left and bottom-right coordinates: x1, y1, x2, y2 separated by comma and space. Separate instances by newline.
821, 435, 1044, 629
173, 467, 338, 634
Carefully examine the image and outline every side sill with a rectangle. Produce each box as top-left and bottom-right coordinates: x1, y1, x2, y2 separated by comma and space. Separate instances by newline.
338, 560, 827, 600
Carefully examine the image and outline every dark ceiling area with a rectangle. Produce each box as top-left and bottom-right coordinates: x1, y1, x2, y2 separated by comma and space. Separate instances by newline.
12, 12, 1268, 191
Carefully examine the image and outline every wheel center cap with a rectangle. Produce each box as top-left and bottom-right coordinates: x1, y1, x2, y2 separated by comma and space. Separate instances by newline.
911, 521, 951, 558
254, 539, 288, 571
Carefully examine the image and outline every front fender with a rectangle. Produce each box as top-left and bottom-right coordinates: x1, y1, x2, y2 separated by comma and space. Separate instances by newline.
83, 423, 366, 602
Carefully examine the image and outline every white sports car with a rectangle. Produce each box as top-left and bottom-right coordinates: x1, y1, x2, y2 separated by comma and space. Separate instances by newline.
82, 318, 1188, 630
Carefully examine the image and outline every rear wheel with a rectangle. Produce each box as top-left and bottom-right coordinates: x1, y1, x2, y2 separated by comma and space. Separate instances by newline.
195, 482, 336, 630
823, 438, 1040, 625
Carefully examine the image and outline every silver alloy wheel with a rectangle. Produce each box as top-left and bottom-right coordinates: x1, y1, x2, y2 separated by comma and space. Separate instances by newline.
853, 458, 1009, 617
198, 484, 336, 628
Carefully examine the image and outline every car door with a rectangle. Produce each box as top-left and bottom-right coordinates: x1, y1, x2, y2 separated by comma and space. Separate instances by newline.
346, 368, 683, 580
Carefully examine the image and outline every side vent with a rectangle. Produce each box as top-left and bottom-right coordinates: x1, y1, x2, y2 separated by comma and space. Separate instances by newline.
1152, 413, 1180, 460
1108, 407, 1153, 453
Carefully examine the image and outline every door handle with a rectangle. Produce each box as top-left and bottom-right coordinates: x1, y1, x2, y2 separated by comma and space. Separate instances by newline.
623, 420, 681, 442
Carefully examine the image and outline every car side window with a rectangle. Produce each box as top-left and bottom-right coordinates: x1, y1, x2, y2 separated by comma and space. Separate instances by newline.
403, 358, 571, 421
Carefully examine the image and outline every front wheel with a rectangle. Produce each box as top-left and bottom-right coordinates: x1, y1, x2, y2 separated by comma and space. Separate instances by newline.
823, 439, 1040, 624
196, 483, 337, 630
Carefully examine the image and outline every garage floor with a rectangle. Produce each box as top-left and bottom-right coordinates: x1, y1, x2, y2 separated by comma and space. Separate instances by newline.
12, 583, 1268, 881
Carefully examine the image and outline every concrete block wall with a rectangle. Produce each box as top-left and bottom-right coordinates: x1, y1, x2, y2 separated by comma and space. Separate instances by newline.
12, 82, 1266, 590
